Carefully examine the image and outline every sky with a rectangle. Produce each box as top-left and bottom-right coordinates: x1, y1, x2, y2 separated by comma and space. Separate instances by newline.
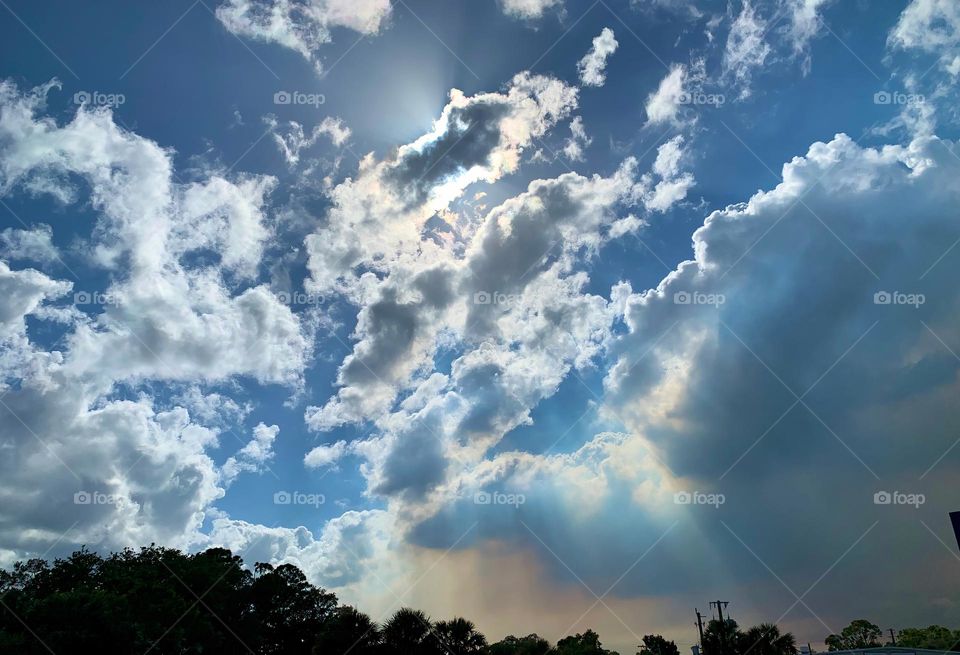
1, 0, 960, 652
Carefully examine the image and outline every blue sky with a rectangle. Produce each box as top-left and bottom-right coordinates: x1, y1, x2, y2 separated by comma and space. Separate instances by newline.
2, 0, 960, 652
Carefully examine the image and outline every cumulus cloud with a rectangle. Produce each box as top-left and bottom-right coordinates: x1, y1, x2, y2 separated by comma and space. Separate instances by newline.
0, 79, 311, 561
0, 224, 59, 264
222, 422, 280, 484
578, 27, 619, 87
215, 0, 392, 72
499, 0, 563, 20
303, 71, 578, 299
350, 131, 960, 640
305, 439, 349, 468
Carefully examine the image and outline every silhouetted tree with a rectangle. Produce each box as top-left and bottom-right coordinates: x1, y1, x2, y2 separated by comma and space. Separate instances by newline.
488, 633, 553, 655
382, 607, 438, 655
555, 629, 620, 655
703, 618, 743, 655
825, 620, 882, 651
434, 617, 488, 654
741, 623, 797, 655
313, 605, 382, 655
638, 634, 681, 655
249, 561, 338, 654
896, 625, 960, 651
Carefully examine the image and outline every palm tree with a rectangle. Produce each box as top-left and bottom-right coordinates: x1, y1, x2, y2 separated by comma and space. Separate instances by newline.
434, 617, 488, 655
312, 605, 381, 655
382, 607, 437, 655
741, 624, 798, 655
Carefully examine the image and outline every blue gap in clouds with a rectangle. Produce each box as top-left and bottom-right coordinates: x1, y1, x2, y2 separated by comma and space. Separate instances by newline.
491, 364, 614, 457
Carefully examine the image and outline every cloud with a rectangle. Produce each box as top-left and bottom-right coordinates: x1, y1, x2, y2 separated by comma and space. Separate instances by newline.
723, 1, 771, 97
499, 0, 563, 20
268, 115, 352, 167
0, 261, 71, 339
578, 27, 619, 87
0, 79, 312, 561
562, 116, 591, 161
645, 64, 687, 126
642, 135, 695, 212
222, 422, 280, 484
353, 131, 960, 641
304, 439, 349, 468
215, 0, 392, 72
0, 224, 59, 264
784, 0, 832, 73
889, 0, 960, 74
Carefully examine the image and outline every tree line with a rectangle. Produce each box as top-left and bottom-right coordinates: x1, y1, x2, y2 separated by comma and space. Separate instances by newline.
825, 619, 960, 651
2, 546, 954, 654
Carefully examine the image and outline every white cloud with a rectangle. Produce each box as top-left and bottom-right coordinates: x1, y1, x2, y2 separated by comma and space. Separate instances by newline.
562, 116, 591, 161
222, 422, 279, 484
643, 135, 695, 211
499, 0, 562, 20
0, 224, 59, 264
645, 64, 687, 126
303, 71, 578, 297
723, 0, 771, 97
889, 0, 960, 73
0, 79, 311, 561
215, 0, 392, 72
784, 0, 831, 73
304, 439, 349, 468
0, 261, 71, 339
268, 115, 352, 167
578, 27, 619, 87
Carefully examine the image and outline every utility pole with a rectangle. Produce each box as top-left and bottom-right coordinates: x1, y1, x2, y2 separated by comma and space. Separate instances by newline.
888, 629, 897, 646
710, 601, 730, 655
695, 608, 706, 647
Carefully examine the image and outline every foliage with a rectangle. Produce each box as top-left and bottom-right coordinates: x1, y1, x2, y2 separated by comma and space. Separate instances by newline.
896, 625, 960, 651
488, 633, 553, 655
825, 620, 883, 651
638, 634, 680, 655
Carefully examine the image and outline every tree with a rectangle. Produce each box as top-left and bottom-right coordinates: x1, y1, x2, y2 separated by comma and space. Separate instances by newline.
312, 605, 382, 655
702, 618, 743, 655
249, 562, 338, 655
638, 634, 680, 655
433, 617, 488, 654
741, 624, 797, 655
382, 607, 437, 655
825, 620, 882, 651
555, 629, 620, 655
487, 633, 553, 655
896, 625, 960, 651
